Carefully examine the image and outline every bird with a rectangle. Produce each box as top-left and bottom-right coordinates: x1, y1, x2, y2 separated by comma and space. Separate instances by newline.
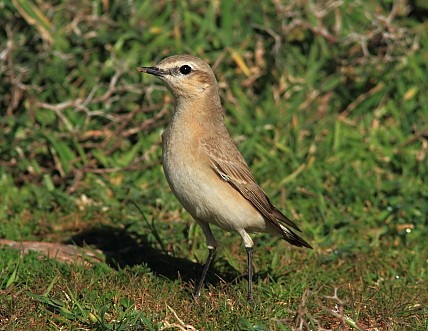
137, 54, 312, 302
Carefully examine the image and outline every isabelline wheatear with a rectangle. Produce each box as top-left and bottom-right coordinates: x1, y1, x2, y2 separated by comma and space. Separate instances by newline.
137, 55, 312, 302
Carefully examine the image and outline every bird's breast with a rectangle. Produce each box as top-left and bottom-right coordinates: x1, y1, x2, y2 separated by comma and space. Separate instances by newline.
162, 126, 208, 212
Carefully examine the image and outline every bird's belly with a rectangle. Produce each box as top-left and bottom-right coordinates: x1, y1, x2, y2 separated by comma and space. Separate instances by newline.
163, 151, 267, 233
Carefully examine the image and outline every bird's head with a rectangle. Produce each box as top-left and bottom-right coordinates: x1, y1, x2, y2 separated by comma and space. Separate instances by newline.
137, 55, 218, 99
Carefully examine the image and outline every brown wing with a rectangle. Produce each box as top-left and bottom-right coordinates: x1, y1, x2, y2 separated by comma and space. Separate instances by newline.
200, 137, 302, 233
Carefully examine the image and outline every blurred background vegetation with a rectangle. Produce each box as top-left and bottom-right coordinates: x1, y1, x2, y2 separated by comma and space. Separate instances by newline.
0, 0, 427, 330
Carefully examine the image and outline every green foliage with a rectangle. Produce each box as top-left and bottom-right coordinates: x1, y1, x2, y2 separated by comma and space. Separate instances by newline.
0, 0, 427, 329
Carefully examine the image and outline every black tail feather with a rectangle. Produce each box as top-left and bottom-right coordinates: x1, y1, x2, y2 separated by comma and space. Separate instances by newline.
284, 229, 312, 249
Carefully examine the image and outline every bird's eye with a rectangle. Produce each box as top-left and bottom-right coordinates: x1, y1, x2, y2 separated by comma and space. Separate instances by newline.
179, 65, 192, 75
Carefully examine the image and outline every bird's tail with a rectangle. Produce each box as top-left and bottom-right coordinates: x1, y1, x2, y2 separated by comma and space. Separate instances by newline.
279, 223, 312, 249
271, 208, 312, 248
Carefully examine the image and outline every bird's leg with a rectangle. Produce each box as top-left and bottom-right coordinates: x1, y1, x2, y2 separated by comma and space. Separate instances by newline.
194, 246, 216, 298
238, 229, 255, 302
194, 221, 217, 299
246, 246, 253, 302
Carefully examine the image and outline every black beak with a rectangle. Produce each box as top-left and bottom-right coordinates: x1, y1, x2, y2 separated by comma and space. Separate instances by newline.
137, 66, 165, 77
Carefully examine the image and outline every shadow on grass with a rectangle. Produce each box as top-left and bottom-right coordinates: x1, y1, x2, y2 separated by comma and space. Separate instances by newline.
64, 224, 238, 289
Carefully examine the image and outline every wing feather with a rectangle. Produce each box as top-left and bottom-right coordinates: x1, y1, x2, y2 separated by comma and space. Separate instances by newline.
200, 138, 302, 233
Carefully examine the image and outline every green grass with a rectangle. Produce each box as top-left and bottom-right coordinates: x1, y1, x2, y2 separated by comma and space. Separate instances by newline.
1, 0, 428, 330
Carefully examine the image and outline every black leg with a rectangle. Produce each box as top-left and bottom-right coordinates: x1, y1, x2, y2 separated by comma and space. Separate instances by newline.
246, 247, 253, 302
194, 247, 217, 298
